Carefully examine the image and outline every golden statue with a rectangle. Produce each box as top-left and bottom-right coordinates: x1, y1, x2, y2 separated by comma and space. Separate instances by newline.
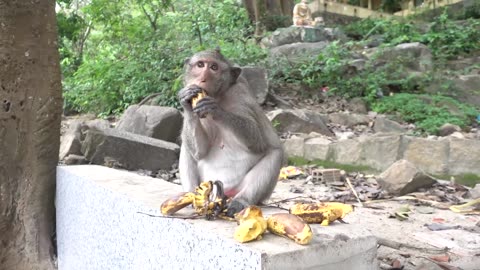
293, 0, 313, 26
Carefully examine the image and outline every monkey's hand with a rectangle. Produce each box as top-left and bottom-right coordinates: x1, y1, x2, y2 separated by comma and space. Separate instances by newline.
192, 96, 221, 119
178, 84, 203, 112
226, 199, 249, 218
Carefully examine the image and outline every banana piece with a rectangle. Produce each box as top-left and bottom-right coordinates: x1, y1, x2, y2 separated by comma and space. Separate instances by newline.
234, 206, 267, 243
267, 213, 313, 245
160, 192, 195, 215
191, 90, 207, 108
289, 202, 354, 226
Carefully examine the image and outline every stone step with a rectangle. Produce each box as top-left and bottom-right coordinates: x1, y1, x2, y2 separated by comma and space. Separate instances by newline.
56, 165, 379, 270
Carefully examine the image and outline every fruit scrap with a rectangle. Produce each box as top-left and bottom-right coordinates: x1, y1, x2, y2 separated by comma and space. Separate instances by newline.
160, 192, 194, 215
234, 206, 267, 243
267, 213, 313, 245
289, 202, 354, 226
160, 181, 228, 219
191, 90, 207, 108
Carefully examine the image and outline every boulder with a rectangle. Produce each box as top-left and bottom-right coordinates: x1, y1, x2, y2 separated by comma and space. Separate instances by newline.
400, 137, 449, 175
262, 26, 342, 48
438, 123, 461, 137
328, 112, 370, 127
241, 67, 268, 104
329, 139, 363, 165
377, 159, 436, 196
116, 105, 182, 143
59, 119, 111, 160
451, 74, 480, 107
267, 109, 333, 137
282, 136, 305, 157
304, 137, 331, 160
348, 97, 368, 114
359, 133, 402, 171
269, 41, 329, 64
82, 128, 180, 171
371, 42, 433, 73
373, 116, 406, 134
448, 138, 480, 175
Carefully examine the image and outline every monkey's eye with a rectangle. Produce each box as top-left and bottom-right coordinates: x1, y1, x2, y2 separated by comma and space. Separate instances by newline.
210, 63, 218, 71
197, 61, 205, 68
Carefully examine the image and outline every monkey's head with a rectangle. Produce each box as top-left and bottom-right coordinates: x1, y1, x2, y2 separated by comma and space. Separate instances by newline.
183, 48, 241, 97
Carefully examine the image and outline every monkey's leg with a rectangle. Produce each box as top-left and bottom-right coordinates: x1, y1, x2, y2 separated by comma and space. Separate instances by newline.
227, 148, 284, 216
179, 144, 201, 192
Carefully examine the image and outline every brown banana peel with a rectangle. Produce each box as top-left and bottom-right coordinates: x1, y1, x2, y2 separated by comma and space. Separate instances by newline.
290, 202, 354, 226
267, 213, 313, 245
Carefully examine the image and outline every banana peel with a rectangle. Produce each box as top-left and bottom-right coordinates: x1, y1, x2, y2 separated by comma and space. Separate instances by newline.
160, 181, 228, 219
234, 206, 267, 243
267, 213, 313, 245
289, 202, 354, 226
449, 198, 480, 214
191, 90, 207, 108
160, 192, 195, 215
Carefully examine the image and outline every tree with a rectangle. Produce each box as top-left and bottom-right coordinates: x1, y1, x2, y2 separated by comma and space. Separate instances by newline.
243, 0, 294, 36
0, 1, 62, 269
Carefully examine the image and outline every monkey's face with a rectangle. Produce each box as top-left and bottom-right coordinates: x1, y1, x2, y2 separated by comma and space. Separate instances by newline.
185, 56, 229, 96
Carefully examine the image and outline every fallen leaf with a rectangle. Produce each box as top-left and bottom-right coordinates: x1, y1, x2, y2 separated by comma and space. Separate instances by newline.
429, 254, 449, 263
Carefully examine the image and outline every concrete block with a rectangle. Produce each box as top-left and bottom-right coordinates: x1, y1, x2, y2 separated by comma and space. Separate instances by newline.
57, 165, 379, 270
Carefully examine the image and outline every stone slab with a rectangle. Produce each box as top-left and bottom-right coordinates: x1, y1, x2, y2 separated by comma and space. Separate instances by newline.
56, 165, 379, 270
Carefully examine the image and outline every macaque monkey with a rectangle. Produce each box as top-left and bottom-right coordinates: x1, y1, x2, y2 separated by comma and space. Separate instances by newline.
177, 49, 284, 216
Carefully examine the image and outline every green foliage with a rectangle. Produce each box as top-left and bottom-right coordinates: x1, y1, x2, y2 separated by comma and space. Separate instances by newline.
372, 93, 479, 134
58, 0, 265, 115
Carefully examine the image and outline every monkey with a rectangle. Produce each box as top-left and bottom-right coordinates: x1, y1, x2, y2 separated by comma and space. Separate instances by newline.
177, 49, 284, 217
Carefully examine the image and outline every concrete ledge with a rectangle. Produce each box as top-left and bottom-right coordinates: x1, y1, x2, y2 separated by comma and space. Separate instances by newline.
56, 165, 379, 270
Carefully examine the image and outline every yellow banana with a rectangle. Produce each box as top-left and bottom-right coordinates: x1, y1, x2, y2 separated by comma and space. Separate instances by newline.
234, 206, 267, 243
289, 202, 354, 226
191, 90, 207, 108
160, 192, 195, 215
267, 213, 313, 245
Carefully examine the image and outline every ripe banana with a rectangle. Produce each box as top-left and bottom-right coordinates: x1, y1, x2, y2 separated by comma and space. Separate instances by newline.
160, 181, 228, 219
191, 90, 207, 108
160, 192, 195, 215
289, 202, 354, 226
267, 213, 313, 245
234, 206, 267, 243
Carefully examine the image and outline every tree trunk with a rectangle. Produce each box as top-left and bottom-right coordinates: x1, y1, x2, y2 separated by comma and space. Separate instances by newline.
254, 0, 267, 37
0, 1, 62, 270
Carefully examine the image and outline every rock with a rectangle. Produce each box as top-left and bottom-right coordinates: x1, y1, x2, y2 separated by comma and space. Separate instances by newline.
328, 112, 370, 127
438, 123, 461, 136
448, 138, 480, 175
470, 184, 480, 199
266, 93, 293, 109
116, 105, 182, 143
59, 132, 82, 160
241, 67, 268, 104
261, 26, 341, 48
304, 137, 331, 160
329, 139, 363, 165
360, 133, 402, 171
451, 74, 480, 107
377, 160, 436, 196
282, 136, 305, 157
348, 97, 368, 114
267, 109, 333, 137
269, 41, 329, 64
64, 154, 88, 165
82, 128, 180, 171
372, 42, 433, 73
373, 116, 406, 134
335, 131, 355, 141
401, 136, 449, 175
449, 131, 465, 139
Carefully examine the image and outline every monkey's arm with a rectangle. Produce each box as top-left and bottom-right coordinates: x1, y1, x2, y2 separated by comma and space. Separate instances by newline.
181, 113, 210, 160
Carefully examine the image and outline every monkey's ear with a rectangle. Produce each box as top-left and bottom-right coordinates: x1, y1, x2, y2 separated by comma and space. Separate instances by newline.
231, 67, 241, 82
184, 57, 191, 65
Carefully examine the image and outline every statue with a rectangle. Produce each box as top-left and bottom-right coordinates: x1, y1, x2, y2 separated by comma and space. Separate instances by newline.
293, 0, 313, 26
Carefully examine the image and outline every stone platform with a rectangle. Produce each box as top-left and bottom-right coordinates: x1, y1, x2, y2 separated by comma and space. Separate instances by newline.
56, 165, 379, 270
